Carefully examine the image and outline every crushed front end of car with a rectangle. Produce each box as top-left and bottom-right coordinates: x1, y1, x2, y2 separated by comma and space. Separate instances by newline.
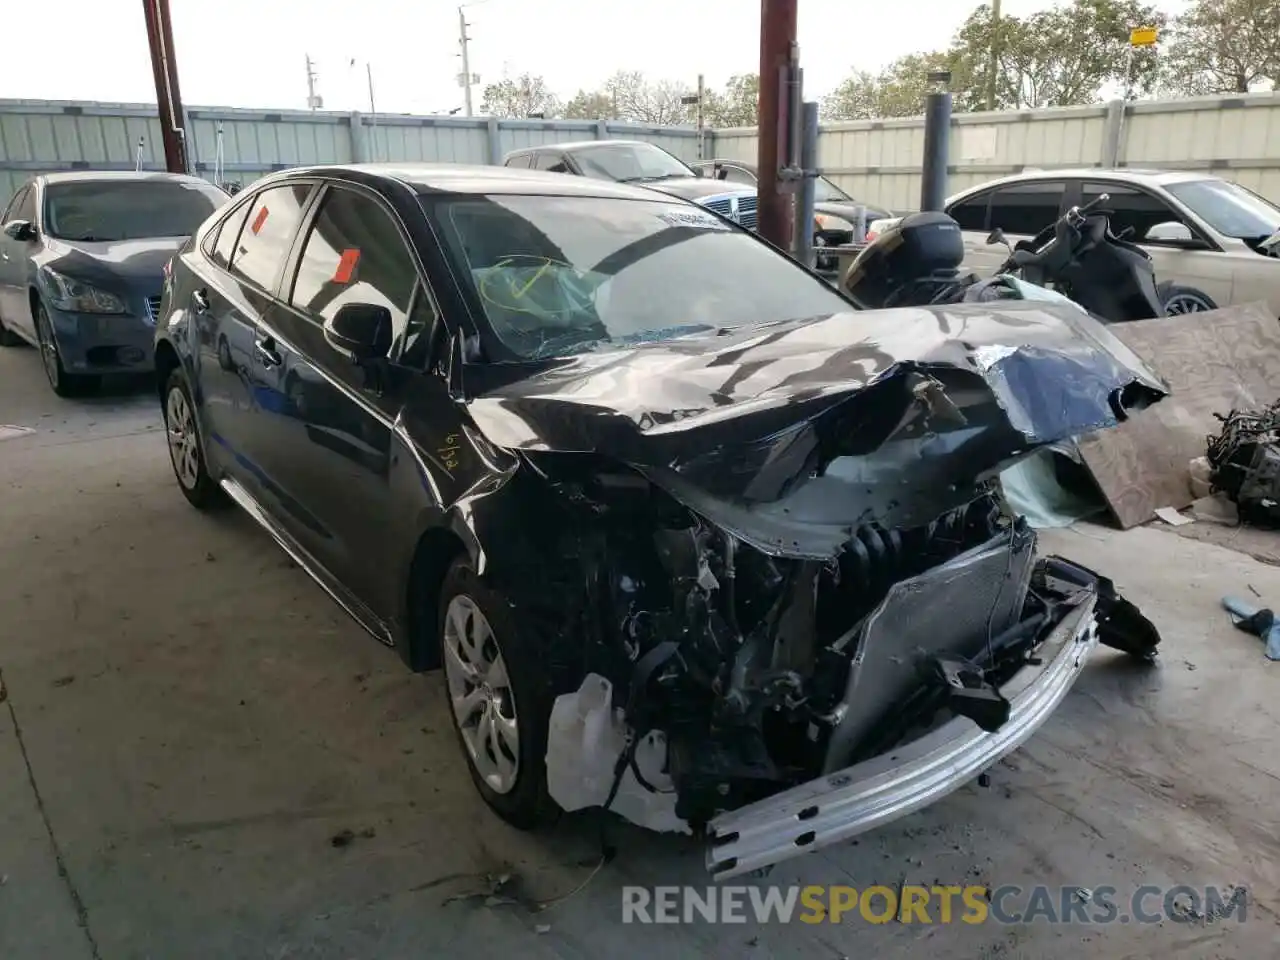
465, 301, 1168, 879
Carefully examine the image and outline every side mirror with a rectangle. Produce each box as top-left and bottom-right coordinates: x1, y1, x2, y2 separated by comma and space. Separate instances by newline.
986, 227, 1007, 247
1145, 220, 1195, 243
324, 302, 393, 362
693, 166, 705, 178
3, 219, 36, 242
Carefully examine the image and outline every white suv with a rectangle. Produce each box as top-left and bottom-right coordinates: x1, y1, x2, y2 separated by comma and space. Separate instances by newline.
881, 169, 1280, 315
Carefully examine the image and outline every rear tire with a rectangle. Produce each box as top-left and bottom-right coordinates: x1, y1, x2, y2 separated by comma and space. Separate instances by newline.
438, 556, 560, 830
162, 368, 227, 510
1158, 283, 1218, 315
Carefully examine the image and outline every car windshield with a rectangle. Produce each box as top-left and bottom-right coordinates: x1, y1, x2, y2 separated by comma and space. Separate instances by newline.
1165, 178, 1280, 241
429, 194, 850, 361
815, 177, 851, 203
570, 143, 696, 183
43, 180, 225, 242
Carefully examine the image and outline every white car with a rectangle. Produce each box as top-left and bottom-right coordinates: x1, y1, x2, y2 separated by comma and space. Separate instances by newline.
877, 169, 1280, 315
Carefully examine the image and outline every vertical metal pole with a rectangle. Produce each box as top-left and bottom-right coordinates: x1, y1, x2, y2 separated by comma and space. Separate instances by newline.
696, 73, 705, 160
141, 0, 187, 173
920, 90, 952, 212
367, 63, 378, 162
458, 6, 475, 118
156, 0, 188, 172
985, 0, 1002, 111
306, 54, 318, 110
757, 0, 798, 248
791, 101, 819, 266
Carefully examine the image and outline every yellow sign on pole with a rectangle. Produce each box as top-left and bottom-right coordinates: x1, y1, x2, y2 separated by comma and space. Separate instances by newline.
1130, 26, 1158, 47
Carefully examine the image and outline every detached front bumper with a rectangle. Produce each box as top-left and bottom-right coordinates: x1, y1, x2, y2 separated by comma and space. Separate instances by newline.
705, 592, 1099, 879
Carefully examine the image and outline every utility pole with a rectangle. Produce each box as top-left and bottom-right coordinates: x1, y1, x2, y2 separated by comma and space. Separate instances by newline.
366, 62, 378, 162
985, 0, 1002, 111
141, 0, 188, 174
458, 6, 475, 117
757, 0, 798, 249
696, 74, 706, 159
305, 54, 322, 110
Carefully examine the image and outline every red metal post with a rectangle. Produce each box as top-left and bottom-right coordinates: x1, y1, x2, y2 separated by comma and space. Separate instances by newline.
756, 0, 797, 249
142, 0, 188, 173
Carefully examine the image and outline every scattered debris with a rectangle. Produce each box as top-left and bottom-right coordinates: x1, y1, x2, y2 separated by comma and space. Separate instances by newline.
330, 830, 355, 848
52, 675, 75, 688
205, 552, 216, 562
534, 924, 551, 935
977, 772, 991, 788
1183, 660, 1197, 671
1221, 596, 1280, 660
1074, 887, 1093, 903
0, 425, 36, 442
1154, 506, 1193, 527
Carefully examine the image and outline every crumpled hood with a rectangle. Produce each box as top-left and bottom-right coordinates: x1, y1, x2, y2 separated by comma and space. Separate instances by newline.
466, 301, 1167, 556
43, 236, 185, 284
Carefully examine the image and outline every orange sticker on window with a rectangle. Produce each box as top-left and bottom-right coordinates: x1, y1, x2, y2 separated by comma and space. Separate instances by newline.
250, 206, 269, 235
332, 248, 361, 284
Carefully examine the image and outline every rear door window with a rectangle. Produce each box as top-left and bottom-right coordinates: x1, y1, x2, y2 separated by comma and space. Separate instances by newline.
987, 181, 1065, 236
209, 199, 252, 269
505, 154, 531, 169
947, 190, 992, 231
227, 184, 313, 292
533, 152, 570, 173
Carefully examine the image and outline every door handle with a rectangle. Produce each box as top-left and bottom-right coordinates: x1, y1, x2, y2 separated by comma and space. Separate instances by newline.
254, 336, 282, 368
191, 288, 209, 314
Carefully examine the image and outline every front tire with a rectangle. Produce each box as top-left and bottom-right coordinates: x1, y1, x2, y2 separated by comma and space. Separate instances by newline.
34, 301, 98, 397
162, 368, 227, 510
438, 556, 559, 830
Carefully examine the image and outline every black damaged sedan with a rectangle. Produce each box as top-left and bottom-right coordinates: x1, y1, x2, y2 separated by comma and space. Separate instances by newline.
155, 163, 1166, 878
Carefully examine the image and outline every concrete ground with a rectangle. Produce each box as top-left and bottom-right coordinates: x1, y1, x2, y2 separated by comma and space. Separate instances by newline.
1, 342, 1278, 960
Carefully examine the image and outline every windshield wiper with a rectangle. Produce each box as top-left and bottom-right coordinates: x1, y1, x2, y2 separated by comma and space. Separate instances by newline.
617, 173, 691, 183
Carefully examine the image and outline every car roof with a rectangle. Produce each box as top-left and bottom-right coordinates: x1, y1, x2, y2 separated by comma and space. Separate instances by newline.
270, 162, 691, 202
38, 170, 215, 187
951, 167, 1219, 199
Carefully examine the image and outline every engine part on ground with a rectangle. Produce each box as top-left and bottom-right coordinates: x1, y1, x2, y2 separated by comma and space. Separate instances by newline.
1207, 401, 1280, 527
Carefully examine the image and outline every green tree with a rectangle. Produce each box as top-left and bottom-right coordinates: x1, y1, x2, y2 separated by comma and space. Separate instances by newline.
562, 89, 614, 120
1160, 0, 1280, 95
480, 74, 562, 118
822, 52, 968, 120
702, 74, 760, 127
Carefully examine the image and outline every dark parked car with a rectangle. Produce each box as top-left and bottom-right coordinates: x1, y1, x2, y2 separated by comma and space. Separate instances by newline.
502, 139, 761, 229
155, 162, 1164, 878
690, 158, 890, 271
0, 171, 229, 395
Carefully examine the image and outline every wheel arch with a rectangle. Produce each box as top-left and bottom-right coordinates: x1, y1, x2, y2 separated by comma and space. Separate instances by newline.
401, 526, 470, 672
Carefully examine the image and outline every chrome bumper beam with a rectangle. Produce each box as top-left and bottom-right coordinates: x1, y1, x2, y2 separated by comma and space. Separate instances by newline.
705, 594, 1099, 879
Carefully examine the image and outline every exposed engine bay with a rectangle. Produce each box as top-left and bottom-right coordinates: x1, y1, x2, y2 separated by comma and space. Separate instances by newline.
537, 461, 1159, 841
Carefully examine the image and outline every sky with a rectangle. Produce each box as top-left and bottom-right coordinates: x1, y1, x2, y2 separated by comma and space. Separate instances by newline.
6, 0, 1189, 116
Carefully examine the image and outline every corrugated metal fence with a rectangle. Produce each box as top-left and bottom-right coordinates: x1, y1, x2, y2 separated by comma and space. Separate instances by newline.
0, 99, 705, 200
714, 92, 1280, 211
5, 92, 1280, 210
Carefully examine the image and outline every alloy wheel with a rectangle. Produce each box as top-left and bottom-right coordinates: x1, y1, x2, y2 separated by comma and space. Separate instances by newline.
166, 386, 201, 491
35, 308, 61, 390
1164, 292, 1215, 315
442, 593, 520, 794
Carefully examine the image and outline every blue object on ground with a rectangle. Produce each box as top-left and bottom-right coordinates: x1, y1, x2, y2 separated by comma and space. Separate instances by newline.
1221, 596, 1280, 660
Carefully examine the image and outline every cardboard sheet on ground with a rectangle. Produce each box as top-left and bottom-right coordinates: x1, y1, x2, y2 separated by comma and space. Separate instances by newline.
1074, 302, 1280, 529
